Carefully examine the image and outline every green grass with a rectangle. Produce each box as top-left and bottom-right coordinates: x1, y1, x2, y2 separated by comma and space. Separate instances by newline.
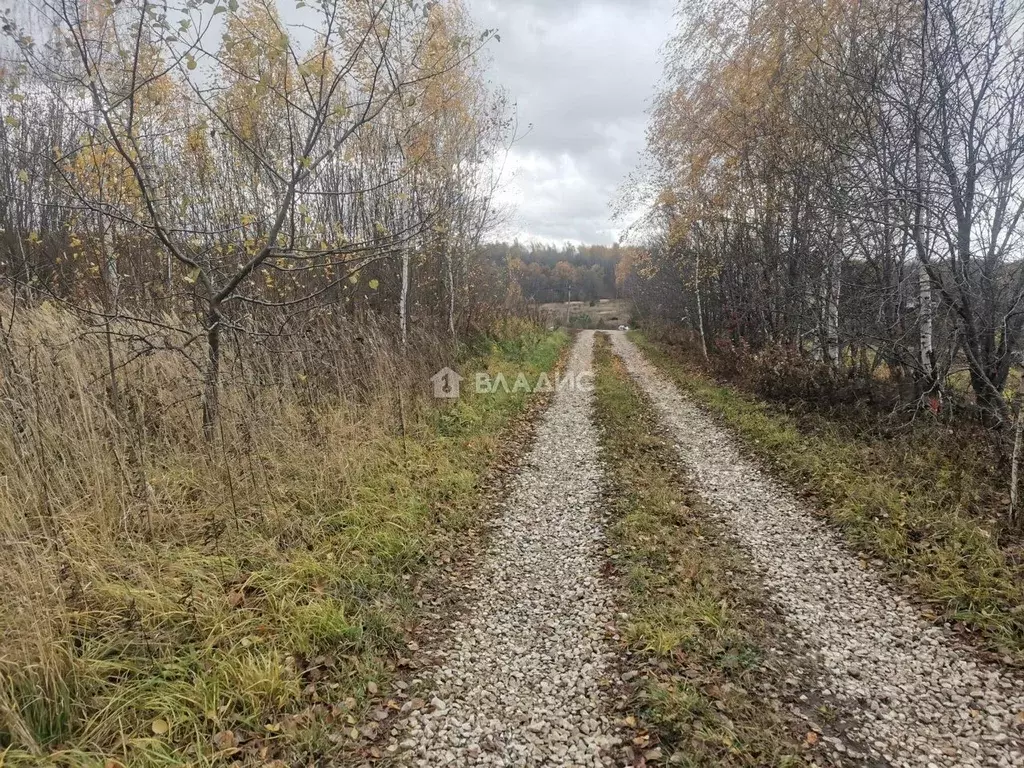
0, 325, 568, 768
631, 330, 1024, 663
592, 334, 805, 767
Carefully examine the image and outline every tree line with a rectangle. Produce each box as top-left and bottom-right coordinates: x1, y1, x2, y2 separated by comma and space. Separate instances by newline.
621, 0, 1024, 423
0, 0, 512, 434
481, 241, 621, 303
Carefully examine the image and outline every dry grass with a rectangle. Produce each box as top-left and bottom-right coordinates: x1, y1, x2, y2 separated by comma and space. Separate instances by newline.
0, 302, 566, 766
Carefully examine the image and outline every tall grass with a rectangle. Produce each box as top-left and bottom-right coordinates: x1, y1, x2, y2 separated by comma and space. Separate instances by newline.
0, 302, 565, 766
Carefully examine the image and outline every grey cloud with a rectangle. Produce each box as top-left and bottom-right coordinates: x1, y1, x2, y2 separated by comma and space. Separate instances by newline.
469, 0, 674, 244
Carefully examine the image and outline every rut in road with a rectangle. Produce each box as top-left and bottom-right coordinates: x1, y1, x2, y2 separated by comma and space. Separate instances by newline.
608, 330, 1024, 768
391, 331, 622, 767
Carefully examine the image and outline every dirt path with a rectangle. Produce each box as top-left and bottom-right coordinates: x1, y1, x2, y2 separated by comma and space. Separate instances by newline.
608, 330, 1024, 768
390, 331, 622, 767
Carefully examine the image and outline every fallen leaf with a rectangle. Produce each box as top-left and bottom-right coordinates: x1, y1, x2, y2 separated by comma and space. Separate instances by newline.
212, 730, 237, 750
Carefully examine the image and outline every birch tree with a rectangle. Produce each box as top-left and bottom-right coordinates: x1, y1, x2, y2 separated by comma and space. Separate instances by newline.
2, 0, 498, 434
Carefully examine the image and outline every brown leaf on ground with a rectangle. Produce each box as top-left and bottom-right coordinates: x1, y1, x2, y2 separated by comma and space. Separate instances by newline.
212, 730, 237, 750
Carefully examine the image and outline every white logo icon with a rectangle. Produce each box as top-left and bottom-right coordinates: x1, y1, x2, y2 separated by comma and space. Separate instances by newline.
431, 367, 463, 399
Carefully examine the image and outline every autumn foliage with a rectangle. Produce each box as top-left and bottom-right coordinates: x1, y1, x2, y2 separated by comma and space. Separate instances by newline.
622, 0, 1024, 422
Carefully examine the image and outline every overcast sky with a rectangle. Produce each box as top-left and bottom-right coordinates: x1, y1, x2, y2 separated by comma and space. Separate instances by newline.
467, 0, 675, 246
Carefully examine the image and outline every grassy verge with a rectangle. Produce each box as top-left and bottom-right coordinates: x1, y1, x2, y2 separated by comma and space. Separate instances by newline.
592, 334, 805, 767
631, 331, 1024, 663
0, 319, 567, 767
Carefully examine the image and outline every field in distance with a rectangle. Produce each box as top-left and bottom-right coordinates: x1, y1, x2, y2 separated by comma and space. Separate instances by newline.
539, 298, 633, 329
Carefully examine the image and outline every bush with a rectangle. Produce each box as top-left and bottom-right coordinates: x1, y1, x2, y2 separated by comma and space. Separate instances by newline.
640, 321, 903, 415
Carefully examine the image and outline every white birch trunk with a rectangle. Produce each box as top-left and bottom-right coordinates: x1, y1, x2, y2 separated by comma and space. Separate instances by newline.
919, 265, 934, 376
826, 258, 841, 367
400, 248, 410, 346
914, 0, 935, 385
695, 252, 708, 359
102, 219, 120, 311
445, 244, 456, 339
811, 279, 825, 362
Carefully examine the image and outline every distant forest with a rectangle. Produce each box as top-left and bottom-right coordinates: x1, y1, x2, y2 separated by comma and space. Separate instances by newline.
482, 243, 622, 304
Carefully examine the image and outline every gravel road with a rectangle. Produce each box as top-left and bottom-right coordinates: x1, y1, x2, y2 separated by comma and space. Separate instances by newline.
608, 330, 1024, 768
392, 331, 621, 767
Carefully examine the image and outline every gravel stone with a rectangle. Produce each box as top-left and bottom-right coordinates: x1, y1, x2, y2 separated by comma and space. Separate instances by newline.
393, 331, 620, 766
609, 330, 1024, 768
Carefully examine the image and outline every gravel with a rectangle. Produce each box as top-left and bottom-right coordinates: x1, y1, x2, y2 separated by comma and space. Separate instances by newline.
608, 330, 1024, 768
391, 331, 622, 767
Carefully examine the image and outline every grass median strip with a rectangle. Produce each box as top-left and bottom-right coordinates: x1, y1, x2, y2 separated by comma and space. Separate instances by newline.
592, 334, 805, 767
630, 331, 1024, 664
